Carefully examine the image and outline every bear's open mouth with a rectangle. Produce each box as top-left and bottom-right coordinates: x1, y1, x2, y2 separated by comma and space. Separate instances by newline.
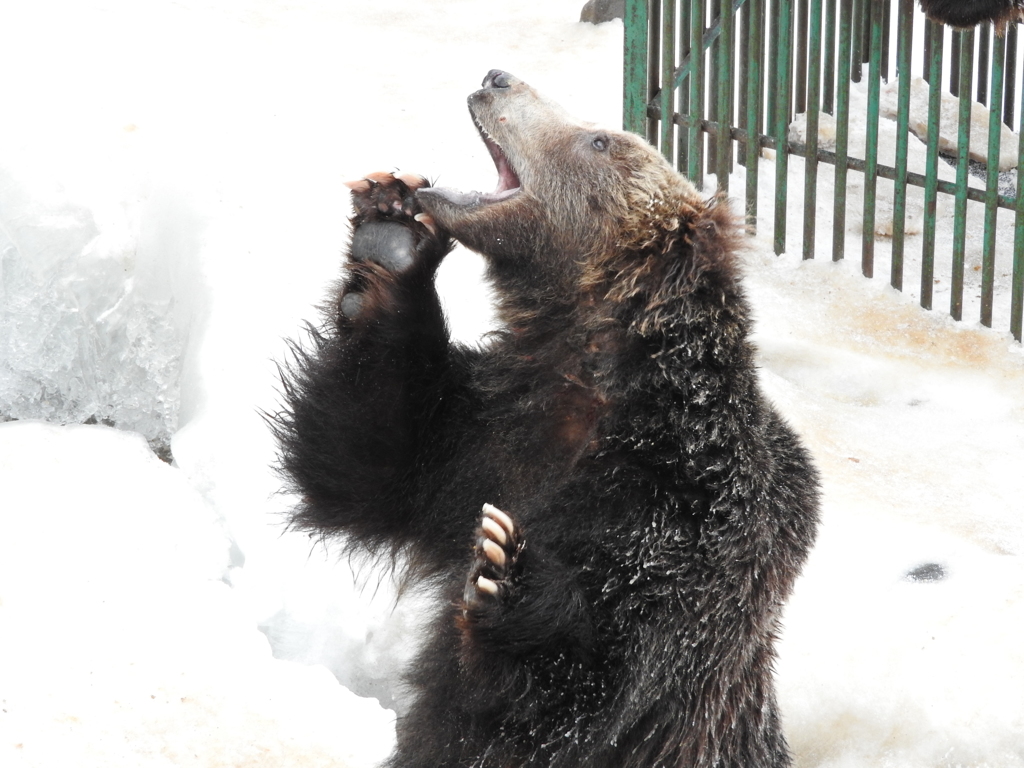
420, 117, 522, 209
475, 117, 522, 202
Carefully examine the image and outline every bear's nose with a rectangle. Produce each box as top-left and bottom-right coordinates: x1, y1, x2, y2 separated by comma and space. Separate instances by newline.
482, 70, 511, 89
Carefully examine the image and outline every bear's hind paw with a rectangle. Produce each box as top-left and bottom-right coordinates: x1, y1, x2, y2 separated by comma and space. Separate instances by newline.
463, 503, 519, 611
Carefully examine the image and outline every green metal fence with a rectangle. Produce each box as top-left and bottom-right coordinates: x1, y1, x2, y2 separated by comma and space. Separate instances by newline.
624, 0, 1024, 341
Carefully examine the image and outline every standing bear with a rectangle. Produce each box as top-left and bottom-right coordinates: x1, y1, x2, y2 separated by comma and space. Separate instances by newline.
275, 70, 820, 768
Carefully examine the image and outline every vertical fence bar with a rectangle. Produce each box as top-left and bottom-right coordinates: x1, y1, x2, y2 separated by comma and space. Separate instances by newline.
920, 20, 943, 311
689, 0, 707, 188
951, 28, 974, 322
1013, 73, 1024, 341
738, 0, 751, 164
679, 0, 692, 173
803, 0, 823, 260
861, 0, 883, 278
796, 0, 809, 113
832, 0, 854, 261
890, 0, 913, 290
881, 0, 891, 80
623, 0, 651, 136
768, 0, 781, 130
1005, 25, 1017, 127
923, 20, 933, 83
774, 0, 794, 254
647, 1, 663, 145
978, 23, 990, 106
660, 0, 677, 163
950, 29, 962, 96
745, 0, 764, 230
716, 0, 735, 192
709, 0, 722, 171
823, 0, 837, 113
851, 0, 864, 82
981, 31, 1006, 328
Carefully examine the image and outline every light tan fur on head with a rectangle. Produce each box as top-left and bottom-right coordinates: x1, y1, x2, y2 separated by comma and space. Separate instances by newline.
417, 72, 744, 337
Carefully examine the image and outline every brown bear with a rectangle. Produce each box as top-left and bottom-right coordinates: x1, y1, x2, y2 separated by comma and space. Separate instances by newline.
274, 70, 820, 768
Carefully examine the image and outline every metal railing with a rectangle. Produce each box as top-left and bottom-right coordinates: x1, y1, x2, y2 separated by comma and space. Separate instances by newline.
624, 0, 1024, 340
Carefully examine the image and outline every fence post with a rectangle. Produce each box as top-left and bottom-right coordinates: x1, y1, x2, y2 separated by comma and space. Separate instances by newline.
660, 0, 677, 163
1014, 77, 1024, 340
688, 0, 707, 188
890, 0, 914, 290
981, 31, 1006, 327
716, 0, 735, 192
623, 0, 650, 136
832, 0, 854, 261
773, 0, 794, 255
823, 0, 838, 113
950, 29, 974, 322
745, 0, 764, 230
802, 0, 823, 260
861, 0, 883, 279
920, 20, 943, 311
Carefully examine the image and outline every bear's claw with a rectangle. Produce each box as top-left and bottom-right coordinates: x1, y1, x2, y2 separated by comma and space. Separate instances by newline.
464, 503, 520, 611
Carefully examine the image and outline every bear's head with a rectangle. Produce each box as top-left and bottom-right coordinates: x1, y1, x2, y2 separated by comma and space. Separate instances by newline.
417, 71, 713, 295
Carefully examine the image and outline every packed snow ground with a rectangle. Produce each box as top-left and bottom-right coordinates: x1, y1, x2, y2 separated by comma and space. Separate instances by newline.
1, 1, 1022, 766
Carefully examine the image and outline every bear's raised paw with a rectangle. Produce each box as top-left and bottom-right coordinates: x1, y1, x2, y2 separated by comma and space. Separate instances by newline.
345, 172, 442, 270
463, 504, 519, 612
339, 172, 452, 320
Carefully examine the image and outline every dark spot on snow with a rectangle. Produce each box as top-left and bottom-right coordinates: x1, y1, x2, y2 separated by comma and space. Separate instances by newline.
905, 562, 947, 582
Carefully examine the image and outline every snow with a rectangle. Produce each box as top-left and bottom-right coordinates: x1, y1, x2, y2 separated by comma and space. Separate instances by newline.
879, 76, 1019, 171
0, 1, 1022, 767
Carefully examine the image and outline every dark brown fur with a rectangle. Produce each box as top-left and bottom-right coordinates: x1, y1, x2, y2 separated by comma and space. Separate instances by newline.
917, 0, 1023, 29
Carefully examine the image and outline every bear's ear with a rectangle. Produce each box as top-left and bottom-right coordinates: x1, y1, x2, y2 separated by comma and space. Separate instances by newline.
610, 194, 744, 336
670, 195, 742, 293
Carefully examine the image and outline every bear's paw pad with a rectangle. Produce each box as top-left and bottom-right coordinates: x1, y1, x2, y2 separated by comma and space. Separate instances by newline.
350, 221, 417, 272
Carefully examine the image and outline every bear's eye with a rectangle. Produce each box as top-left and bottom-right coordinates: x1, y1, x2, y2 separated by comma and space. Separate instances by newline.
591, 134, 609, 152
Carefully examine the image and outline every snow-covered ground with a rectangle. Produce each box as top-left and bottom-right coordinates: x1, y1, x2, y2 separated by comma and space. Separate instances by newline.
1, 2, 1022, 766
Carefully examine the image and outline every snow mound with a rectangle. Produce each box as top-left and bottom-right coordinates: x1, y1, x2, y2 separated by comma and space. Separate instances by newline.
0, 165, 203, 457
0, 421, 394, 768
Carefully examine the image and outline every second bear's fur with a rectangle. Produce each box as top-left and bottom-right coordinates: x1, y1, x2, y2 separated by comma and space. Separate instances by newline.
275, 70, 820, 768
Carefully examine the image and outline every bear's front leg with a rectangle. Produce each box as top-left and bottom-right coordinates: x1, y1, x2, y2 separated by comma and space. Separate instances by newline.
276, 173, 480, 566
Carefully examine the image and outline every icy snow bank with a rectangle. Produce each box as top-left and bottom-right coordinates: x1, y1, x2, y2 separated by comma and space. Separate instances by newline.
0, 421, 394, 768
0, 162, 205, 457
